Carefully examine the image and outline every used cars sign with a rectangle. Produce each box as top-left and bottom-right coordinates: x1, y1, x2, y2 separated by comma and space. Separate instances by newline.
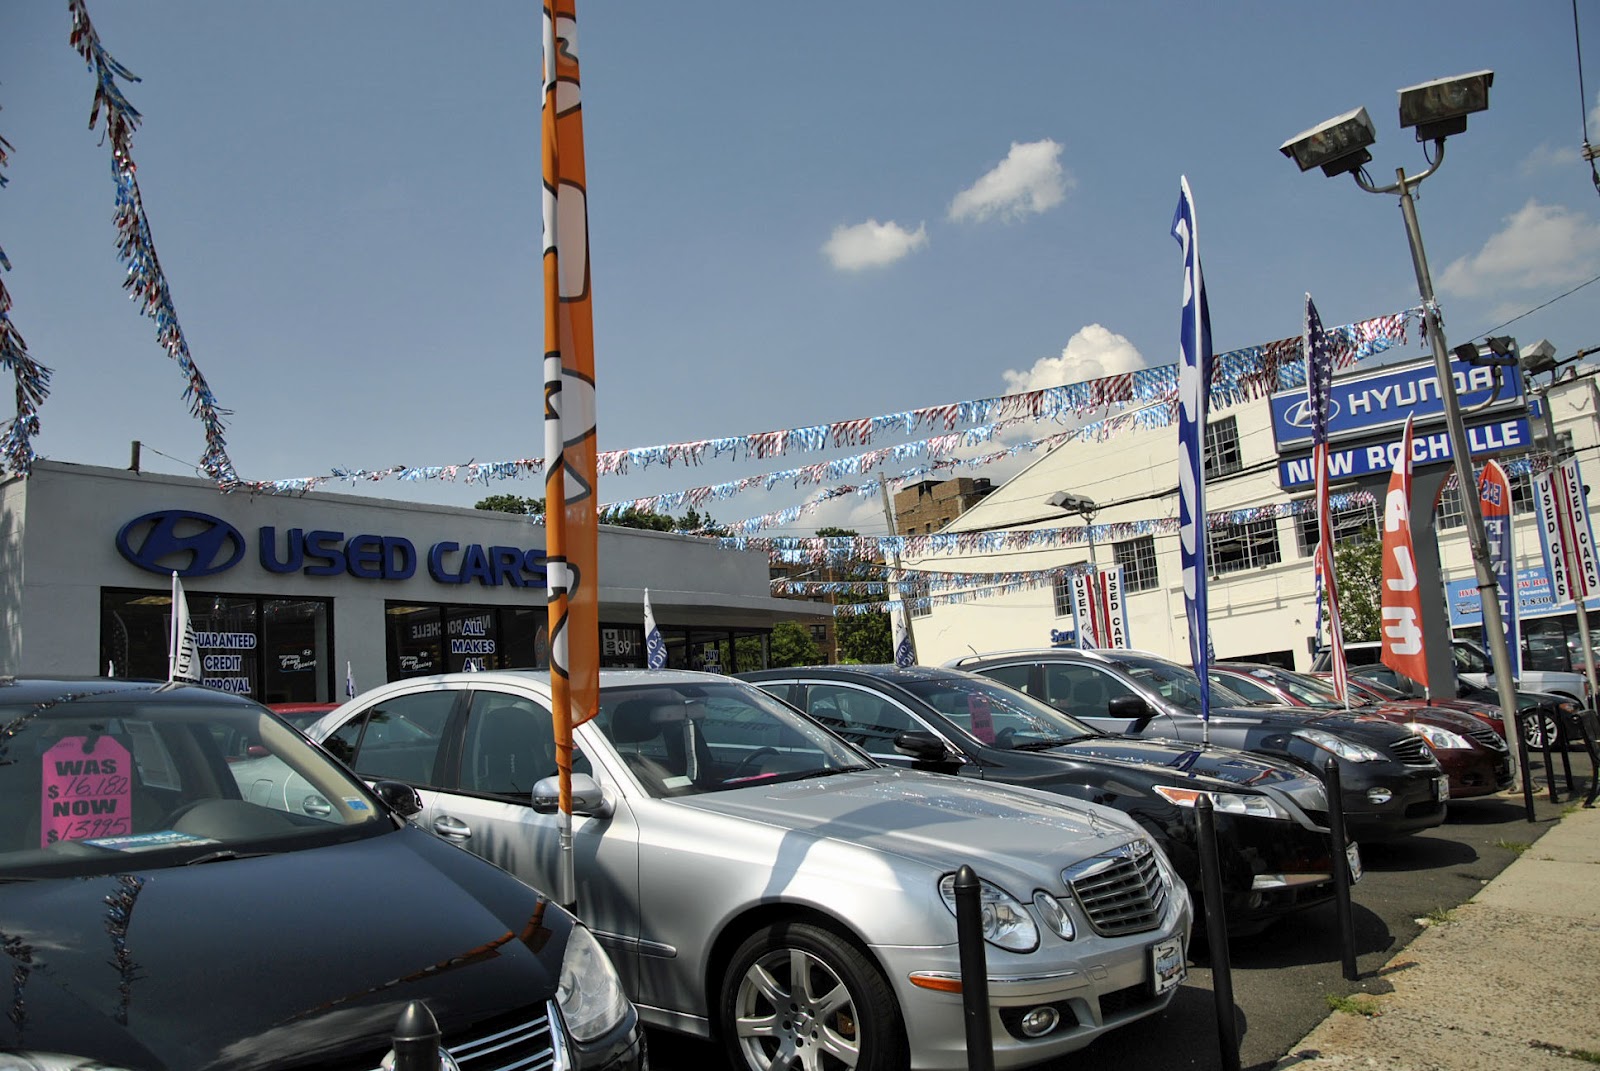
117, 509, 548, 587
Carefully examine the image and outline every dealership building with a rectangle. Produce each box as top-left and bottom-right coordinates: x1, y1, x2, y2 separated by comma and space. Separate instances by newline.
908, 353, 1600, 684
0, 461, 824, 702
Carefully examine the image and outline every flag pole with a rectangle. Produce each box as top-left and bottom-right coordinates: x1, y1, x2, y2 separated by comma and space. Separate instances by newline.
168, 570, 180, 683
878, 480, 917, 663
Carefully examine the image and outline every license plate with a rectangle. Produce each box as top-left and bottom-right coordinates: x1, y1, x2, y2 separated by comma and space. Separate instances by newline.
1345, 841, 1363, 884
1150, 937, 1186, 995
1433, 775, 1450, 802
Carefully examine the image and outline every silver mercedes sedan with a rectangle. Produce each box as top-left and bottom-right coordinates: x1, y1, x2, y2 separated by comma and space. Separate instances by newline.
300, 669, 1193, 1071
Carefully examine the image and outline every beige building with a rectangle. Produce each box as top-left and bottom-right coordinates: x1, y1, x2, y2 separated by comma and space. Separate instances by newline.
908, 359, 1600, 674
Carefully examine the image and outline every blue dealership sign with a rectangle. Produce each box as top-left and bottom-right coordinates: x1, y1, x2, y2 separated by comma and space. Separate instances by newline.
1278, 416, 1532, 491
1270, 354, 1526, 453
1447, 565, 1600, 627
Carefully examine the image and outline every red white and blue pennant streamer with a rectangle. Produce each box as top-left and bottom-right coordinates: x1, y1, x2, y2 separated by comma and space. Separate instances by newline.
0, 121, 52, 478
69, 1, 238, 488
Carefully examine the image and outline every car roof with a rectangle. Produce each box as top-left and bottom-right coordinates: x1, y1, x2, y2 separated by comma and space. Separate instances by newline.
0, 677, 267, 709
739, 664, 975, 684
943, 648, 1121, 668
351, 667, 741, 696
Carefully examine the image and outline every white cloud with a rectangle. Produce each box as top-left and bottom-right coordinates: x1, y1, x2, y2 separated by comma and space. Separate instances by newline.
1437, 199, 1600, 299
821, 219, 929, 271
1001, 324, 1145, 394
948, 139, 1071, 223
1521, 143, 1579, 175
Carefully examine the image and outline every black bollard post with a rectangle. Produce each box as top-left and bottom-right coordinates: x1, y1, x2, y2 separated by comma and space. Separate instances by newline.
1517, 710, 1536, 822
953, 865, 994, 1071
1195, 796, 1240, 1071
391, 1000, 442, 1071
1323, 758, 1358, 982
1541, 712, 1559, 804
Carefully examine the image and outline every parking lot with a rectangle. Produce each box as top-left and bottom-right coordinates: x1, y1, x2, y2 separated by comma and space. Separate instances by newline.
646, 761, 1590, 1071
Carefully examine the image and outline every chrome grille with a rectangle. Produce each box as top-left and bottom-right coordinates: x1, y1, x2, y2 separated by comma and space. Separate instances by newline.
367, 1005, 562, 1071
1063, 841, 1168, 937
1467, 726, 1507, 752
1385, 735, 1437, 767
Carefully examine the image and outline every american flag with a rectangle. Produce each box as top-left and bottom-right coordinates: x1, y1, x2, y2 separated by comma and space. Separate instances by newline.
1306, 295, 1349, 705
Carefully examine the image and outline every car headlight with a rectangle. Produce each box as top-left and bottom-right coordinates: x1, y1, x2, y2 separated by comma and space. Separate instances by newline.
1405, 723, 1472, 750
1293, 728, 1383, 763
557, 923, 632, 1042
1152, 784, 1289, 819
938, 874, 1039, 952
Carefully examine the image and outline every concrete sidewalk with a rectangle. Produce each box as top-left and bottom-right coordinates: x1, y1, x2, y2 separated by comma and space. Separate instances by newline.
1272, 797, 1600, 1070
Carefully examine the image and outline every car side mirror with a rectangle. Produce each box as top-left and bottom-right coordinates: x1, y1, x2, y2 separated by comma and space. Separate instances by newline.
371, 780, 423, 818
1107, 695, 1155, 732
894, 730, 957, 764
531, 773, 614, 818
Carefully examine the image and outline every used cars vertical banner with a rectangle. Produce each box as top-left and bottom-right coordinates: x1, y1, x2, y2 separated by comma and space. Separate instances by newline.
1477, 459, 1520, 675
1533, 456, 1600, 608
1070, 567, 1130, 649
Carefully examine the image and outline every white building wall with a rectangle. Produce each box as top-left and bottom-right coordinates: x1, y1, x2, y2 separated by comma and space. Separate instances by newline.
912, 369, 1600, 671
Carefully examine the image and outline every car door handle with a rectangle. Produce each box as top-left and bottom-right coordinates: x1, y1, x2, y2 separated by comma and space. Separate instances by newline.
433, 814, 473, 840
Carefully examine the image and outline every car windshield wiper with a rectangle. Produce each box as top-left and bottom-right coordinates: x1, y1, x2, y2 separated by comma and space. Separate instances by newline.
1011, 738, 1084, 751
182, 849, 272, 866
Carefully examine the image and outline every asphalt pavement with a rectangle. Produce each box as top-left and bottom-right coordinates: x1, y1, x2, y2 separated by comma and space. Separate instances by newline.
1269, 767, 1600, 1071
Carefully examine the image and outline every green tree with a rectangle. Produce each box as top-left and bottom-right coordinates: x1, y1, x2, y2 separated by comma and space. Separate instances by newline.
767, 620, 823, 667
812, 526, 894, 663
605, 506, 677, 531
835, 610, 891, 664
475, 493, 544, 516
1332, 534, 1384, 643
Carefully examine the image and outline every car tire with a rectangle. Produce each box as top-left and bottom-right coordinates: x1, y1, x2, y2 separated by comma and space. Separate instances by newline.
719, 920, 905, 1071
1522, 711, 1566, 751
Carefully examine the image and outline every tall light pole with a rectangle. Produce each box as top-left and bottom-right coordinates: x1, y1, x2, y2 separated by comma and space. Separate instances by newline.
1047, 491, 1099, 569
1281, 70, 1527, 785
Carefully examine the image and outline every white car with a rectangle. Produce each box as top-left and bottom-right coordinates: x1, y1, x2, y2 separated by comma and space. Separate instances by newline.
288, 669, 1194, 1071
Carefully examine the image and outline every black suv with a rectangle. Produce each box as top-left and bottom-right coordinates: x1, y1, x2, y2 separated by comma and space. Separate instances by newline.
946, 649, 1449, 842
740, 663, 1353, 936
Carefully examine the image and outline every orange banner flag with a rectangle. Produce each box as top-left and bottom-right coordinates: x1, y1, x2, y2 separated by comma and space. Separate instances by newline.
1379, 415, 1429, 691
542, 0, 600, 814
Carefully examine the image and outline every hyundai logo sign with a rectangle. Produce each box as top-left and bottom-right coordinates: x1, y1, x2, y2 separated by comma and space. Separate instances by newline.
1282, 397, 1341, 429
117, 510, 247, 577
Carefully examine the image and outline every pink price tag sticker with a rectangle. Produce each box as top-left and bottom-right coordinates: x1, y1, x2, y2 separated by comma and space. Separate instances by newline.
40, 736, 134, 848
967, 695, 995, 743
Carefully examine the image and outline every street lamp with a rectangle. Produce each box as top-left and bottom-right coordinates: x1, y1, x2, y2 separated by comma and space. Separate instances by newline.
1280, 70, 1527, 783
1047, 491, 1099, 568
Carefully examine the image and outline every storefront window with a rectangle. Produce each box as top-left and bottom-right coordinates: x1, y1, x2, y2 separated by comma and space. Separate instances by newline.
385, 602, 549, 679
100, 589, 331, 702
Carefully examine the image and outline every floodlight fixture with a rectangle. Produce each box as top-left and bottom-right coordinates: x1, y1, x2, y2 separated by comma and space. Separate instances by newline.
1046, 491, 1097, 516
1452, 338, 1518, 368
1279, 107, 1377, 177
1520, 338, 1559, 379
1398, 70, 1493, 142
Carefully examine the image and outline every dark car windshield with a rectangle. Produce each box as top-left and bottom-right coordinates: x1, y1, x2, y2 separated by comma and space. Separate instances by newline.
1113, 655, 1252, 712
595, 680, 874, 798
0, 685, 390, 878
900, 675, 1100, 748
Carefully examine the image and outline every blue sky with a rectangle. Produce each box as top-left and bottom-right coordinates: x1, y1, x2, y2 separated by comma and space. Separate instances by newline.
4, 2, 1598, 536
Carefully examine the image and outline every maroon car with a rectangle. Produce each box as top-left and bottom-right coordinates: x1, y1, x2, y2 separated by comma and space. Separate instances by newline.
1212, 663, 1512, 800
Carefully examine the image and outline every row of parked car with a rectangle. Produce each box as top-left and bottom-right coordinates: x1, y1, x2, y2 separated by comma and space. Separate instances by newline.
0, 642, 1535, 1071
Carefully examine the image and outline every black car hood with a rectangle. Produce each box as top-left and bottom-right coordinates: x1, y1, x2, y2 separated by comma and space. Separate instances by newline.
1211, 702, 1414, 744
1047, 735, 1303, 787
0, 827, 570, 1071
